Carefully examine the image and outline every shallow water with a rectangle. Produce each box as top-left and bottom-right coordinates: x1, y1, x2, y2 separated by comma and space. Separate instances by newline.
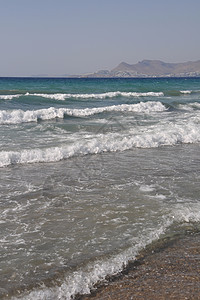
0, 77, 200, 299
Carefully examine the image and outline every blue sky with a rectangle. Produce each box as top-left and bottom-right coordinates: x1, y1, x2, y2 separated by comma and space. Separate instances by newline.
1, 0, 200, 76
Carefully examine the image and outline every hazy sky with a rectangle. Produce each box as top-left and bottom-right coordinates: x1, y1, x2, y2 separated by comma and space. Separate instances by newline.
1, 0, 200, 76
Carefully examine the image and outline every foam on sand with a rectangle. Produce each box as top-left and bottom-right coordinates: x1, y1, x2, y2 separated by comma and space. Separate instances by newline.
13, 201, 200, 300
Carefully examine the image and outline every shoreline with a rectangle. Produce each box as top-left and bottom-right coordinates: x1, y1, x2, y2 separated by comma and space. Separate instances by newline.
79, 233, 200, 300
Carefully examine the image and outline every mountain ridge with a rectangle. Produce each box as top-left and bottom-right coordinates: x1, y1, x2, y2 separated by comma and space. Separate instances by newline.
82, 59, 200, 78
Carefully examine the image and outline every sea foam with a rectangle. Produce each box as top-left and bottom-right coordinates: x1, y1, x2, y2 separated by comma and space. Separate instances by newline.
26, 91, 164, 100
0, 101, 166, 125
1, 90, 199, 101
179, 102, 200, 111
180, 90, 192, 94
12, 216, 173, 300
13, 201, 200, 300
1, 119, 200, 167
0, 94, 22, 100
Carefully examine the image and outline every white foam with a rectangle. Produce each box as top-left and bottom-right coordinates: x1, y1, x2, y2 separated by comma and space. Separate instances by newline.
0, 91, 194, 101
139, 185, 155, 192
0, 94, 22, 100
1, 119, 200, 167
175, 203, 200, 223
11, 200, 200, 300
27, 93, 66, 101
0, 107, 66, 124
0, 101, 167, 124
27, 91, 164, 100
179, 102, 200, 111
13, 218, 172, 300
180, 90, 192, 94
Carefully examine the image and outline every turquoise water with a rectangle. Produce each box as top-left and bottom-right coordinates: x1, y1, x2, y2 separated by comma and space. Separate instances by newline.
0, 77, 200, 299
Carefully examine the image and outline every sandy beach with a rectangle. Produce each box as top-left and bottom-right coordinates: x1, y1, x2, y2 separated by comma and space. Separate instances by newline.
80, 234, 200, 300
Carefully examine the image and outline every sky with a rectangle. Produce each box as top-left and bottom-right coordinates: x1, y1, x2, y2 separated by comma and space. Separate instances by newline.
1, 0, 200, 76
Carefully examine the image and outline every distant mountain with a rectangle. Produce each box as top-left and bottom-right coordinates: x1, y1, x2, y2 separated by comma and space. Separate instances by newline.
83, 60, 200, 78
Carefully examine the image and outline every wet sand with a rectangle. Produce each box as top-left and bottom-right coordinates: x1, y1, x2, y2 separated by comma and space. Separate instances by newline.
80, 234, 200, 300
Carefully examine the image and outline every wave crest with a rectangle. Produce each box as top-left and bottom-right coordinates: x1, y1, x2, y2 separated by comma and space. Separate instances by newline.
0, 91, 164, 101
26, 91, 164, 100
1, 121, 200, 167
0, 94, 21, 100
0, 101, 166, 125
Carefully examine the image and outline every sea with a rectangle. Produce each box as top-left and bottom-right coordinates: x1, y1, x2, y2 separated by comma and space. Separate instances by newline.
0, 77, 200, 299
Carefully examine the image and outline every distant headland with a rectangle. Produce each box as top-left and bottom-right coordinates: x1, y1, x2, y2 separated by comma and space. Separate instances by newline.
80, 59, 200, 78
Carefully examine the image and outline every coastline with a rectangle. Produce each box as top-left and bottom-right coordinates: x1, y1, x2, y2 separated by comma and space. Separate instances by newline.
80, 233, 200, 300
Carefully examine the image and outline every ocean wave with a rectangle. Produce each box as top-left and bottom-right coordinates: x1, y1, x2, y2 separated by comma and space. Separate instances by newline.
12, 215, 173, 300
25, 91, 164, 100
0, 101, 166, 124
164, 90, 200, 96
12, 202, 200, 300
1, 90, 200, 101
0, 94, 22, 100
178, 102, 200, 111
180, 90, 192, 94
1, 121, 200, 167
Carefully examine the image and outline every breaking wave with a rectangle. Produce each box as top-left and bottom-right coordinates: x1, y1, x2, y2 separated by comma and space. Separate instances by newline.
179, 102, 200, 111
1, 120, 200, 167
13, 202, 200, 300
2, 90, 200, 101
0, 91, 164, 101
180, 90, 192, 94
0, 94, 22, 100
0, 101, 166, 124
25, 91, 164, 100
